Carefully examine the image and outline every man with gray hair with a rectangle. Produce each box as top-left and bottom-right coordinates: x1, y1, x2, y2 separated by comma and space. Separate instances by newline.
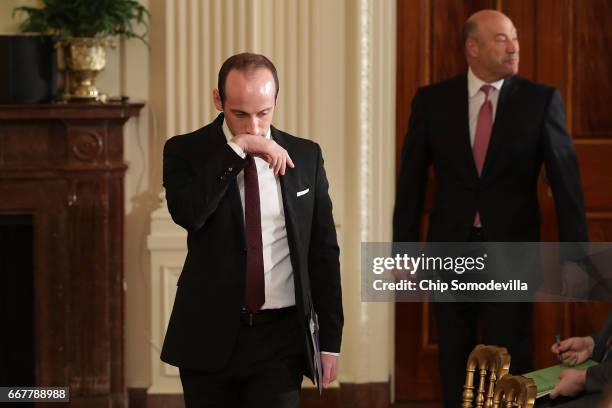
394, 10, 587, 407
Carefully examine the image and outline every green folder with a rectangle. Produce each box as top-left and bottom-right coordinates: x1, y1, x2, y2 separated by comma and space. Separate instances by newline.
523, 359, 598, 398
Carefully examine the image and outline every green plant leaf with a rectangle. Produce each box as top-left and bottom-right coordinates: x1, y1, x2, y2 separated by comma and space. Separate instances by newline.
12, 0, 150, 43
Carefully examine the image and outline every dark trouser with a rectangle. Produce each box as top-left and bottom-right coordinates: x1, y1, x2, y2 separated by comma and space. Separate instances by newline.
179, 308, 305, 408
434, 301, 533, 408
434, 227, 533, 408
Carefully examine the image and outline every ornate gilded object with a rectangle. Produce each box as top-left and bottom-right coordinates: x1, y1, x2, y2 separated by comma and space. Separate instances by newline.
13, 0, 150, 102
462, 344, 511, 408
492, 374, 537, 408
57, 37, 115, 101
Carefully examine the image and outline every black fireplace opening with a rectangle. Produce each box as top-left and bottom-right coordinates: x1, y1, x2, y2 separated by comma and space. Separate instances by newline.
0, 214, 34, 387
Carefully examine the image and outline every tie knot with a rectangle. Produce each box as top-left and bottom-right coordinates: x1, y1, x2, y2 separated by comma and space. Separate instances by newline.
481, 85, 494, 99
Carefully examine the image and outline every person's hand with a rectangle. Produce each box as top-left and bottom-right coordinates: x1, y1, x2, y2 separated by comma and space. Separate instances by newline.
232, 134, 295, 175
321, 354, 339, 388
551, 336, 595, 365
549, 369, 587, 399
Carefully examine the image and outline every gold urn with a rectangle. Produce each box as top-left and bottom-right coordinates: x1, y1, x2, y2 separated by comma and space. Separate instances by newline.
58, 37, 114, 101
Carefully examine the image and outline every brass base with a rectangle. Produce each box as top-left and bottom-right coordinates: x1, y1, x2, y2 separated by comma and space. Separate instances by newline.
58, 37, 114, 102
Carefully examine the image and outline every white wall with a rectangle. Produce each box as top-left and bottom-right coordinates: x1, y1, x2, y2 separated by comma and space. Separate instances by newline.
0, 0, 38, 33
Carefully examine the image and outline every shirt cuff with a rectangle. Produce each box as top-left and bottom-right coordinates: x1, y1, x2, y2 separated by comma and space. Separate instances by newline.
321, 351, 340, 357
227, 140, 246, 158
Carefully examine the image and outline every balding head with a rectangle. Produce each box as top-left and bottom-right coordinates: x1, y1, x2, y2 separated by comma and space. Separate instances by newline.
464, 10, 515, 43
463, 9, 520, 82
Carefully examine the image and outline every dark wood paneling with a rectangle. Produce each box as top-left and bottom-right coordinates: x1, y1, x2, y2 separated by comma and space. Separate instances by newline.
300, 387, 341, 408
588, 217, 612, 242
396, 0, 463, 401
396, 0, 426, 170
534, 0, 569, 94
502, 0, 536, 80
339, 382, 390, 408
573, 0, 612, 138
576, 143, 612, 210
395, 302, 440, 401
531, 304, 568, 370
431, 0, 493, 83
572, 303, 612, 336
395, 0, 612, 403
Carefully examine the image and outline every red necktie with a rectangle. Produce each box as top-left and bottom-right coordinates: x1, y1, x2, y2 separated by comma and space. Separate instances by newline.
473, 85, 494, 226
244, 155, 265, 312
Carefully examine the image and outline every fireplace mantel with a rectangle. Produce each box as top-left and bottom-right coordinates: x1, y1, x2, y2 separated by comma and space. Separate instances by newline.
0, 102, 143, 408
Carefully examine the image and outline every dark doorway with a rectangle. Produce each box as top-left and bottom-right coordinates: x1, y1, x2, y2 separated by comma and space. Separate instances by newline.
0, 214, 35, 388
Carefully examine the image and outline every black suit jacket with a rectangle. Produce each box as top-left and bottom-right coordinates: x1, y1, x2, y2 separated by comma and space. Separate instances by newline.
160, 114, 343, 381
393, 73, 588, 243
586, 313, 612, 392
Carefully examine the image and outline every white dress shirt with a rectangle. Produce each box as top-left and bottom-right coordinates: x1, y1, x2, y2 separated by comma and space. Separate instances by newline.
467, 68, 504, 147
223, 121, 339, 357
222, 121, 295, 310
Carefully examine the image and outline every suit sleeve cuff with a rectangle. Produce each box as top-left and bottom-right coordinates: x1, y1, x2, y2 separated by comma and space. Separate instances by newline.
321, 351, 340, 357
227, 140, 246, 158
585, 365, 607, 393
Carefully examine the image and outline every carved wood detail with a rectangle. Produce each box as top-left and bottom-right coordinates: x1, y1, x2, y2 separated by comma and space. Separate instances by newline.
0, 102, 143, 408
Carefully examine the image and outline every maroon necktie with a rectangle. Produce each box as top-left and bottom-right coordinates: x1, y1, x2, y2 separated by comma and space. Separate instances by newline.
244, 155, 265, 312
473, 85, 494, 226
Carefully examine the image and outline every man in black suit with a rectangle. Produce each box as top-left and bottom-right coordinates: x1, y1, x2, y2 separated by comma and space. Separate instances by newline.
161, 53, 343, 408
393, 10, 588, 407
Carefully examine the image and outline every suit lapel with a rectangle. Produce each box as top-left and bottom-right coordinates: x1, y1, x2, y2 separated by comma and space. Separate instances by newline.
271, 127, 310, 311
210, 113, 246, 247
271, 127, 299, 247
480, 76, 517, 180
228, 179, 246, 247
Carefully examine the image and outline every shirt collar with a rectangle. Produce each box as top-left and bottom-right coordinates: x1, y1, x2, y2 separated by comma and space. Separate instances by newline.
222, 118, 272, 142
467, 67, 504, 98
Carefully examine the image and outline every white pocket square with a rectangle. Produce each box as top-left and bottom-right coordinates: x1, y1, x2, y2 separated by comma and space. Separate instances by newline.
296, 188, 310, 197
